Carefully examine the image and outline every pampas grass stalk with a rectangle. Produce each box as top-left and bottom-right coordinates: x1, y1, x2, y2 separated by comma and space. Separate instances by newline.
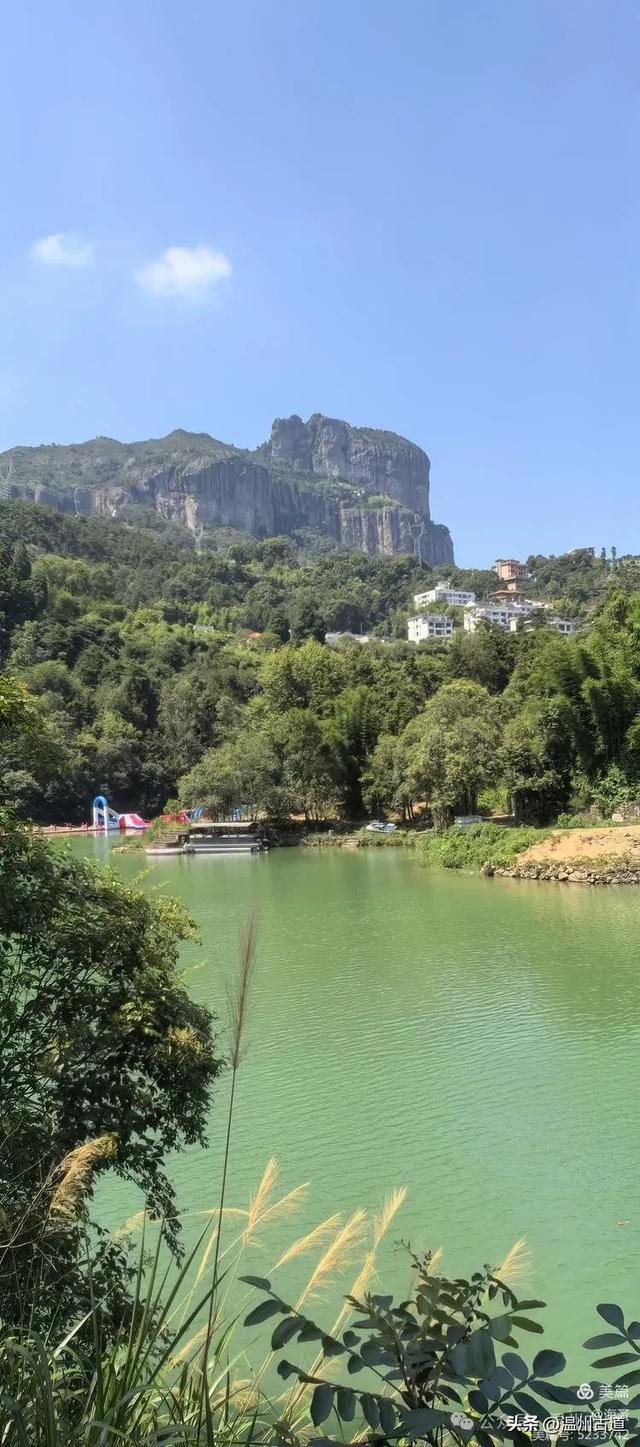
197, 910, 258, 1424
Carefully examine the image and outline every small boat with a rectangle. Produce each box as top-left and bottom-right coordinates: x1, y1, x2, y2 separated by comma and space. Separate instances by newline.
145, 821, 267, 857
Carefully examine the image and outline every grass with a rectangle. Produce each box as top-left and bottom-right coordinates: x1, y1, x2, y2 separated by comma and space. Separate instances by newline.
416, 822, 551, 871
0, 1164, 409, 1444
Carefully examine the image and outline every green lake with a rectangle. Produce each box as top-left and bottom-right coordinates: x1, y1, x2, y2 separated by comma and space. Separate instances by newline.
75, 840, 640, 1357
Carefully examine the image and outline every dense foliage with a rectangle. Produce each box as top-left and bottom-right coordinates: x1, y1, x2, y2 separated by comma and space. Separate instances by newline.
250, 1261, 640, 1447
3, 1242, 640, 1445
1, 501, 640, 825
0, 810, 221, 1336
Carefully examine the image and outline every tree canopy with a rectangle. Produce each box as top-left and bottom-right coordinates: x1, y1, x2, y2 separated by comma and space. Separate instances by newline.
1, 499, 640, 827
0, 812, 222, 1334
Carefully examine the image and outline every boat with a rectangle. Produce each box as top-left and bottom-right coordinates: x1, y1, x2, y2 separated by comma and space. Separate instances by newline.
145, 821, 267, 857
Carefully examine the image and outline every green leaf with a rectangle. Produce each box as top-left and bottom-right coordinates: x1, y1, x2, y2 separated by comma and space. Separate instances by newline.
616, 1370, 640, 1389
489, 1314, 512, 1342
512, 1316, 544, 1334
502, 1352, 528, 1380
336, 1387, 356, 1421
467, 1328, 496, 1378
347, 1354, 365, 1374
533, 1350, 566, 1378
591, 1352, 639, 1368
276, 1360, 297, 1380
597, 1303, 626, 1330
271, 1316, 299, 1350
530, 1381, 577, 1405
244, 1298, 283, 1326
360, 1340, 390, 1366
240, 1274, 272, 1291
583, 1333, 628, 1349
380, 1400, 396, 1435
310, 1383, 333, 1427
516, 1299, 547, 1310
298, 1322, 324, 1342
449, 1342, 470, 1377
481, 1371, 508, 1403
514, 1390, 549, 1418
629, 1323, 640, 1340
321, 1335, 345, 1358
361, 1394, 380, 1430
469, 1390, 489, 1414
402, 1409, 445, 1437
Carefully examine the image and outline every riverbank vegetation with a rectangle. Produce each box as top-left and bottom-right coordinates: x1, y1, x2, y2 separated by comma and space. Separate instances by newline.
0, 798, 221, 1337
417, 821, 550, 870
2, 503, 640, 829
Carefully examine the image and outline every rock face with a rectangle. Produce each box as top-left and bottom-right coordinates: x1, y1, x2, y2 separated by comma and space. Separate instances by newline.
1, 414, 454, 562
268, 414, 429, 516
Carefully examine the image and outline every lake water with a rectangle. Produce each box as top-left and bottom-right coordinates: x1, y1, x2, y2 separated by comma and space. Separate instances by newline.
74, 839, 640, 1358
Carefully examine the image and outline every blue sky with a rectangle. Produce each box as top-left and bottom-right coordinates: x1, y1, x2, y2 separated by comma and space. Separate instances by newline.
2, 0, 639, 565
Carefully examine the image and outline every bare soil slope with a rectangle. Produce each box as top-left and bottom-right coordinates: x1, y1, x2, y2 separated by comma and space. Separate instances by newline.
519, 825, 640, 864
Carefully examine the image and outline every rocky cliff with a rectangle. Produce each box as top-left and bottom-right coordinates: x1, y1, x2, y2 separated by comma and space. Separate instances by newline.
268, 413, 429, 517
0, 414, 454, 562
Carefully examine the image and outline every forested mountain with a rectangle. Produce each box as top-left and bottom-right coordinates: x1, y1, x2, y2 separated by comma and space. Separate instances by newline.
1, 499, 639, 826
0, 413, 454, 562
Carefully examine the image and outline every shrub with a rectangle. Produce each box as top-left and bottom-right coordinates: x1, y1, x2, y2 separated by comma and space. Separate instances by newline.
417, 822, 550, 871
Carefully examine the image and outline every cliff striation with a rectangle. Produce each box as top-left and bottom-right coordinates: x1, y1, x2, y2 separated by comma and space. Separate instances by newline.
0, 414, 454, 562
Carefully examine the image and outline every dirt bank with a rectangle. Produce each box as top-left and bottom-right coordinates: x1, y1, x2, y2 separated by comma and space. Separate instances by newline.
518, 824, 640, 864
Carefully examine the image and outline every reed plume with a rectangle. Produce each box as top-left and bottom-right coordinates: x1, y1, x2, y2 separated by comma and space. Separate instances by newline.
331, 1188, 406, 1334
245, 1156, 279, 1238
242, 1180, 308, 1241
495, 1235, 532, 1287
226, 909, 258, 1069
49, 1135, 117, 1220
285, 1190, 407, 1423
298, 1208, 367, 1303
275, 1213, 343, 1269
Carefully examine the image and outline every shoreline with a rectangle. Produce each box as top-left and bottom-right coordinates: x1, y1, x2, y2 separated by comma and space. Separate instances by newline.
491, 860, 640, 886
43, 819, 640, 885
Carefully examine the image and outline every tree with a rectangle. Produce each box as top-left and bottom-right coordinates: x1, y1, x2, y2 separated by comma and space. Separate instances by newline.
179, 729, 287, 817
500, 699, 574, 822
363, 732, 414, 819
0, 816, 222, 1334
327, 685, 382, 815
276, 709, 341, 819
402, 681, 500, 824
445, 623, 515, 693
289, 596, 325, 644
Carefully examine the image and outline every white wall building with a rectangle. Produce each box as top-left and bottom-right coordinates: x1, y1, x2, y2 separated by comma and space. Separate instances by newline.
414, 585, 476, 608
463, 602, 534, 632
508, 615, 576, 636
407, 612, 454, 643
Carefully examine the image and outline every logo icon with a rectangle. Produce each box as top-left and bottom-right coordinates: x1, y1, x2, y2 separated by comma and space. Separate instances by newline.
577, 1383, 595, 1401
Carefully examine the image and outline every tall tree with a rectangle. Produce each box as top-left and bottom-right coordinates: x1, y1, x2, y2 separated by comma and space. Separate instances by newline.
0, 815, 222, 1335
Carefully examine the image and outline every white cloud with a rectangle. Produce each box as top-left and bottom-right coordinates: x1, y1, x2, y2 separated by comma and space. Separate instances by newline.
31, 233, 94, 267
135, 244, 232, 298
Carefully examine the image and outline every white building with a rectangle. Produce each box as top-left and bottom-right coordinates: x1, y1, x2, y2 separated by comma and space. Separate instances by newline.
508, 615, 576, 636
407, 612, 454, 643
414, 584, 476, 608
463, 602, 534, 633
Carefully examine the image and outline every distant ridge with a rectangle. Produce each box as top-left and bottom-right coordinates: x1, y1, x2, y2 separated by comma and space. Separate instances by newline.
0, 413, 454, 562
